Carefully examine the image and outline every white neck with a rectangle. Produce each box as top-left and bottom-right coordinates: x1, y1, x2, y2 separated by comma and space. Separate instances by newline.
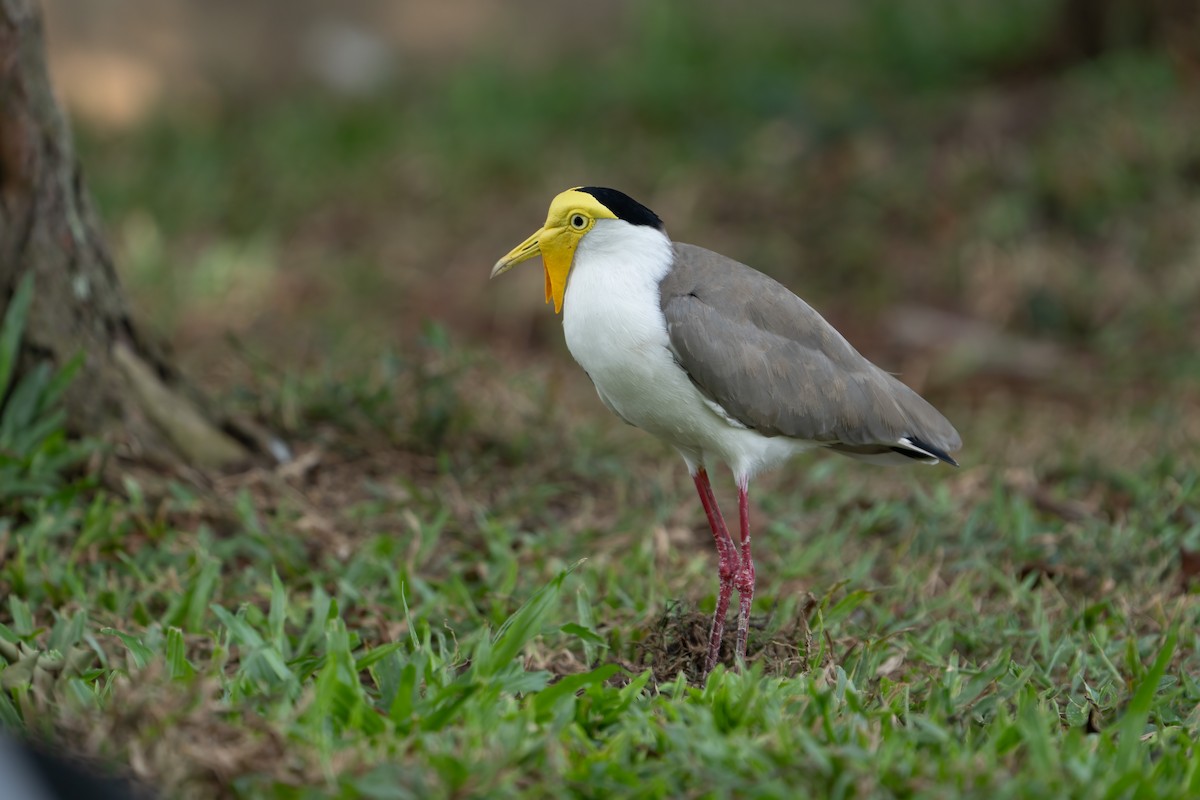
564, 220, 673, 313
561, 220, 674, 370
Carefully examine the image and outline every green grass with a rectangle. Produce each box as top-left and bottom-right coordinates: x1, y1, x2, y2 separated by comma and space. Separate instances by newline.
2, 326, 1198, 797
4, 0, 1200, 796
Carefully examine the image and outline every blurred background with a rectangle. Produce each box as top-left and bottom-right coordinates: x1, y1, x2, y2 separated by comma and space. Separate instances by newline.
42, 0, 1200, 460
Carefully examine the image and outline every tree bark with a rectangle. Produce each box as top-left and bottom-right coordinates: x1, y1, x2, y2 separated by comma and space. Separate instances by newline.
0, 0, 256, 470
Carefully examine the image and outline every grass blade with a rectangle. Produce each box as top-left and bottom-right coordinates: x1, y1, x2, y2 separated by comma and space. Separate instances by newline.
532, 663, 622, 719
477, 566, 574, 678
1114, 627, 1176, 774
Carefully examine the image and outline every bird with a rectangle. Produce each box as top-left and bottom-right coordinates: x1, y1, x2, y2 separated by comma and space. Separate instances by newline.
491, 187, 961, 675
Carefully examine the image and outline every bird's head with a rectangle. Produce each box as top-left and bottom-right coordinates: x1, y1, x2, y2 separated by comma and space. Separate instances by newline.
491, 186, 663, 313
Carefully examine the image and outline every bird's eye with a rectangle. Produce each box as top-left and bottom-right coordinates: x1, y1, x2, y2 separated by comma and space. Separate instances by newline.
570, 213, 588, 230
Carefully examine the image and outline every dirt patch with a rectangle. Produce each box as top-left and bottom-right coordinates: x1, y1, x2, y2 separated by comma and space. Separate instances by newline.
632, 599, 815, 684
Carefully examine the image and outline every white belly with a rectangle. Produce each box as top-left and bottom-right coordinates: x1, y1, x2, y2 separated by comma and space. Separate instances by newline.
561, 224, 815, 480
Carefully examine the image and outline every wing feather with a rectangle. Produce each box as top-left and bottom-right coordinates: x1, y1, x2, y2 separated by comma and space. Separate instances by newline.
659, 243, 961, 457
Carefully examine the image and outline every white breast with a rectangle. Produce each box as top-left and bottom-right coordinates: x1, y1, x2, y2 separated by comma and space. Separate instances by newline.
561, 221, 815, 481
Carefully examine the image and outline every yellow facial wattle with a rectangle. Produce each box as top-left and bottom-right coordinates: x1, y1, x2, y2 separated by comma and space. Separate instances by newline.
533, 226, 580, 313
490, 188, 617, 314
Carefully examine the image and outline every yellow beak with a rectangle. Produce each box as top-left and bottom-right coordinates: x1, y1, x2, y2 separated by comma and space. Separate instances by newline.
490, 229, 541, 279
491, 226, 577, 314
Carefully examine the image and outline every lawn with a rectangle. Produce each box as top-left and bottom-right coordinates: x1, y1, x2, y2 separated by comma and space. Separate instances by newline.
3, 2, 1200, 797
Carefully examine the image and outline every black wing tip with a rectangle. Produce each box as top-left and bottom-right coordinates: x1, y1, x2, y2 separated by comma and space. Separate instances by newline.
892, 436, 960, 467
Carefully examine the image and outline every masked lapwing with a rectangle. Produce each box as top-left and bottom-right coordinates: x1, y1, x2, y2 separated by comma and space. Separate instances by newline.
492, 187, 961, 675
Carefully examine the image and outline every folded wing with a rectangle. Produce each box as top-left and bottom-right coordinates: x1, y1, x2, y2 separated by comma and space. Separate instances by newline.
659, 243, 961, 464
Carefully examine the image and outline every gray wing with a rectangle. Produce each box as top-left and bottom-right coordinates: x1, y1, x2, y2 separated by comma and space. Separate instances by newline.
659, 243, 962, 461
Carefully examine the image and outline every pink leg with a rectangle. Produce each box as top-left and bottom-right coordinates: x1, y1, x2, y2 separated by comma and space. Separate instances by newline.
734, 479, 756, 666
691, 468, 739, 674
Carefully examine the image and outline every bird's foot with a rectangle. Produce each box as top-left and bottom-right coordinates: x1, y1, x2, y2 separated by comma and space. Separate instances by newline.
733, 563, 755, 667
733, 480, 755, 668
705, 569, 735, 675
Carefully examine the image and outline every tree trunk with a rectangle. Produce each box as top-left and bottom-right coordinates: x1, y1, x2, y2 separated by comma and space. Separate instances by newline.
0, 0, 259, 470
